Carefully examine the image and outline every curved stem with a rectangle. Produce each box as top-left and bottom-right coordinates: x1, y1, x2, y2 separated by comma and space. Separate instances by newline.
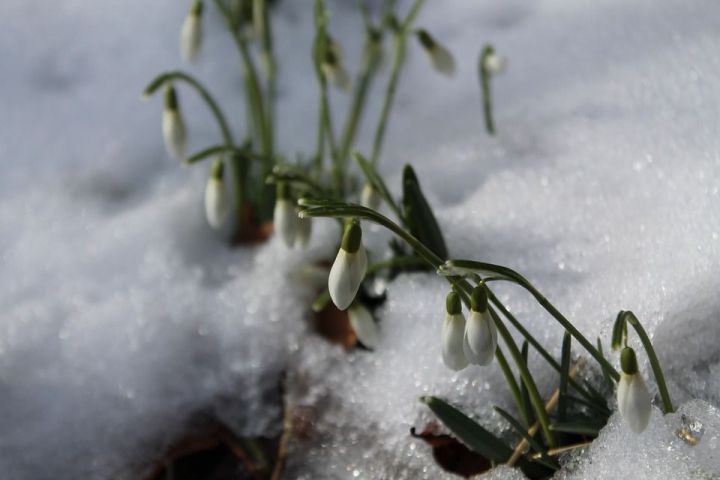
496, 346, 531, 428
144, 71, 234, 146
623, 312, 674, 413
479, 45, 495, 135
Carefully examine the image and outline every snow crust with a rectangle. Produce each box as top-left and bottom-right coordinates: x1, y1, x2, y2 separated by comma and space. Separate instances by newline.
2, 0, 720, 478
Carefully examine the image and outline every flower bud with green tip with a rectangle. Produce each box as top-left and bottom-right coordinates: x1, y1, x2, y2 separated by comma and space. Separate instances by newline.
321, 37, 351, 91
181, 0, 204, 62
463, 286, 497, 366
617, 346, 652, 433
348, 303, 380, 349
162, 84, 187, 161
328, 220, 367, 310
360, 183, 382, 210
441, 291, 468, 371
204, 158, 229, 229
273, 182, 298, 247
416, 29, 455, 77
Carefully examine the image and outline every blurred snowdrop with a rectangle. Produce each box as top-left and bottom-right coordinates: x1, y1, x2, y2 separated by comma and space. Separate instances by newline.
328, 221, 367, 310
295, 213, 312, 248
463, 286, 497, 366
483, 51, 506, 75
617, 347, 652, 433
274, 183, 298, 247
180, 0, 204, 63
162, 84, 187, 161
204, 158, 229, 229
416, 29, 455, 77
360, 183, 381, 210
348, 303, 380, 349
441, 292, 468, 371
321, 37, 352, 91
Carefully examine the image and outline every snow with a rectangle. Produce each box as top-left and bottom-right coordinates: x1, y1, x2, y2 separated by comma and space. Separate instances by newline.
2, 0, 720, 478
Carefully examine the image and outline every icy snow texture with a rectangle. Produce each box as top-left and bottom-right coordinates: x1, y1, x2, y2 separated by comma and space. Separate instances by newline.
2, 0, 720, 479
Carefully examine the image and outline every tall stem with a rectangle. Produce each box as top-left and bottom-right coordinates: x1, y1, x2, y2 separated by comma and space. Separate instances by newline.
369, 0, 425, 167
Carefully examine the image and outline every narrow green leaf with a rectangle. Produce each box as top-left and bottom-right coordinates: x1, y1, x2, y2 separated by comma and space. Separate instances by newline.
558, 332, 571, 422
402, 165, 448, 259
597, 337, 616, 391
494, 407, 559, 471
564, 394, 611, 417
550, 421, 603, 436
519, 341, 535, 428
420, 396, 513, 463
184, 145, 243, 165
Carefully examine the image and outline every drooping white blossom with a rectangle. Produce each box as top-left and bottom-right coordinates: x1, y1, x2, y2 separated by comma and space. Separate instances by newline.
180, 1, 204, 63
204, 159, 229, 230
617, 347, 652, 433
441, 292, 468, 371
162, 85, 187, 161
328, 221, 367, 310
463, 286, 497, 366
360, 183, 382, 210
348, 303, 380, 349
416, 29, 456, 77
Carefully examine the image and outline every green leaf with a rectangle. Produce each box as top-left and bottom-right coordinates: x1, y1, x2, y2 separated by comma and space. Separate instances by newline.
597, 337, 616, 391
564, 394, 611, 417
550, 421, 603, 436
402, 165, 448, 260
420, 396, 512, 463
519, 341, 535, 428
494, 407, 559, 471
558, 332, 572, 422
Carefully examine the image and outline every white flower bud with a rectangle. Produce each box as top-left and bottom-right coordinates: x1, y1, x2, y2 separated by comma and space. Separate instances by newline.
273, 199, 297, 247
295, 213, 312, 248
328, 222, 367, 310
162, 85, 187, 161
617, 347, 652, 433
360, 183, 382, 210
348, 303, 380, 349
322, 37, 352, 91
442, 292, 468, 371
463, 287, 497, 366
204, 159, 229, 230
417, 29, 456, 77
483, 52, 506, 75
180, 1, 204, 63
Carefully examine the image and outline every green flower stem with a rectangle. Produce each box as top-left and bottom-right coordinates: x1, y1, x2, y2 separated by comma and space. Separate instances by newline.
144, 71, 234, 146
621, 311, 674, 413
369, 0, 425, 167
301, 202, 555, 447
353, 152, 404, 221
366, 255, 427, 275
444, 259, 620, 382
496, 346, 532, 428
487, 306, 556, 449
487, 289, 600, 405
479, 45, 495, 135
214, 0, 273, 211
184, 145, 249, 165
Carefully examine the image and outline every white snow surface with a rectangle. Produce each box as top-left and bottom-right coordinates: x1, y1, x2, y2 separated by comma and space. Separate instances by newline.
2, 0, 720, 479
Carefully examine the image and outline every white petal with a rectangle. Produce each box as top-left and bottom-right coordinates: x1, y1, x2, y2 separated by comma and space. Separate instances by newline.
162, 110, 187, 160
360, 184, 381, 210
431, 45, 456, 77
349, 304, 380, 349
273, 199, 298, 247
464, 310, 497, 366
328, 246, 367, 310
442, 313, 468, 371
295, 214, 312, 248
204, 178, 229, 229
180, 14, 203, 63
321, 62, 352, 92
483, 53, 506, 75
617, 373, 652, 433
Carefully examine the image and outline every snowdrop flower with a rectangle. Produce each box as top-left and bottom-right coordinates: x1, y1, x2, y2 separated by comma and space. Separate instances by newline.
483, 50, 507, 75
162, 84, 187, 161
328, 220, 367, 310
295, 213, 312, 248
321, 38, 352, 91
180, 0, 204, 63
273, 182, 298, 247
441, 291, 468, 371
360, 183, 381, 210
463, 286, 497, 366
617, 347, 652, 433
204, 158, 229, 229
348, 303, 380, 349
416, 29, 456, 77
